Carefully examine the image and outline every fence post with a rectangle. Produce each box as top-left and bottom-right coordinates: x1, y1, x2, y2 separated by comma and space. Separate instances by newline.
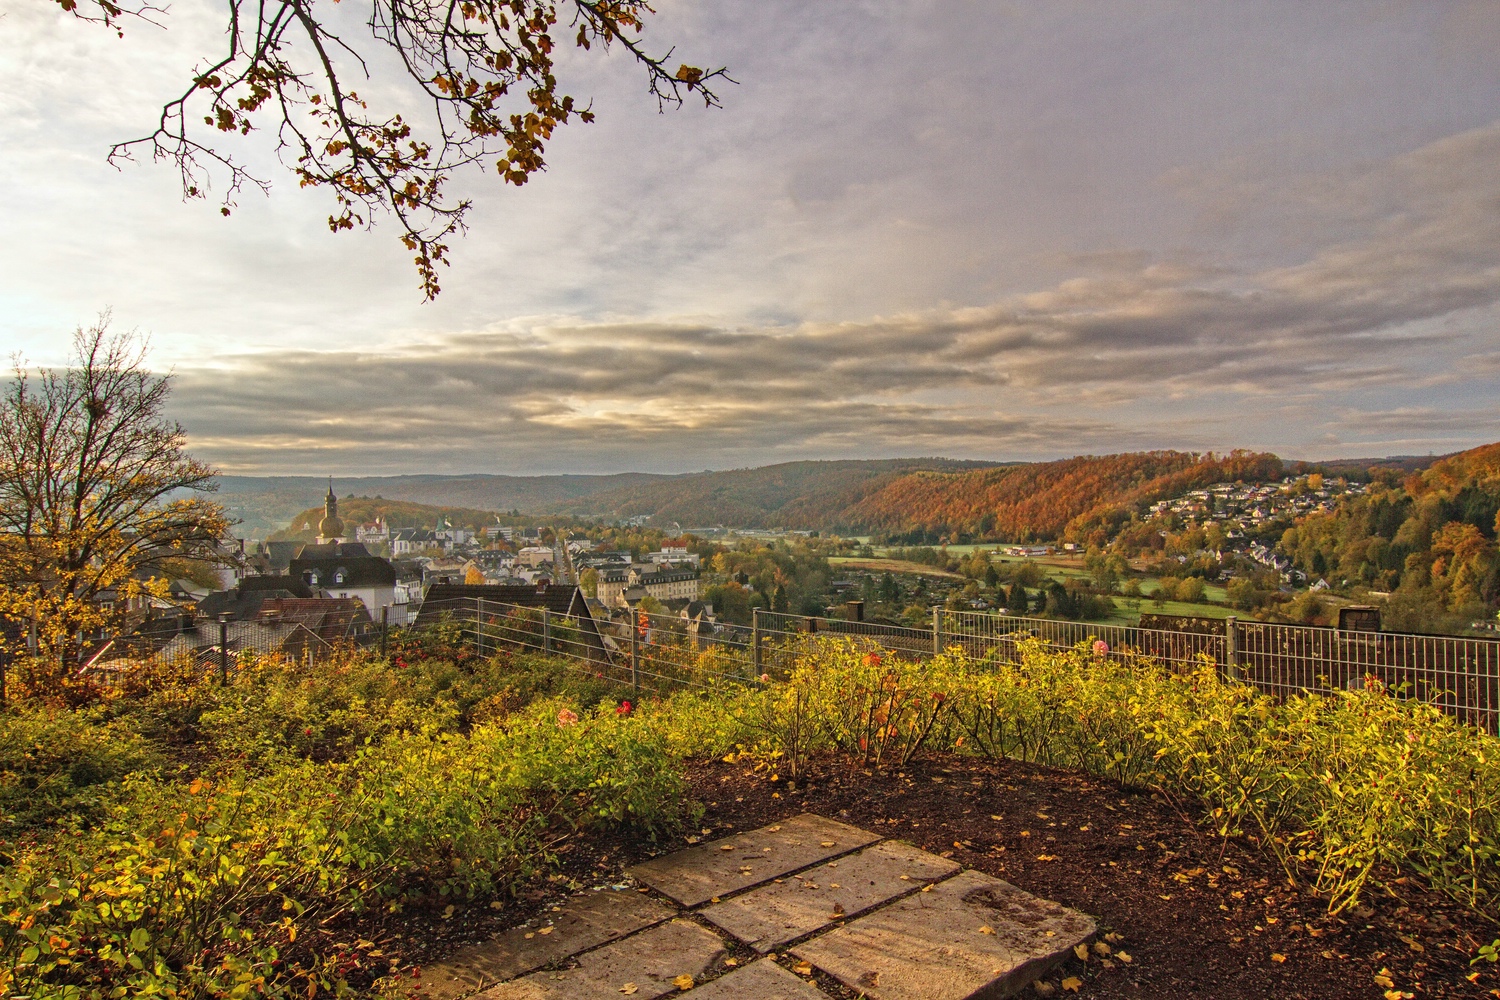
27, 621, 37, 655
218, 613, 232, 684
932, 606, 943, 657
752, 608, 763, 678
542, 607, 552, 653
630, 622, 640, 690
380, 604, 389, 659
1224, 616, 1239, 681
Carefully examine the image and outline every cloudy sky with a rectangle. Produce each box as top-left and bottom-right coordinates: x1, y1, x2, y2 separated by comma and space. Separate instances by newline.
3, 1, 1500, 475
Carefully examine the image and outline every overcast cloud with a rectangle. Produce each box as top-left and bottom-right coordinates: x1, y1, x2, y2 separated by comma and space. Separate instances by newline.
3, 1, 1499, 473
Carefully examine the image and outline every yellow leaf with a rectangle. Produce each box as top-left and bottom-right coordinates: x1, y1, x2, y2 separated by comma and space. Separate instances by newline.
820, 841, 836, 847
537, 926, 553, 936
1373, 973, 1395, 988
1061, 977, 1082, 992
1116, 950, 1132, 964
1073, 944, 1089, 961
619, 985, 638, 995
723, 958, 738, 967
979, 925, 996, 935
672, 974, 694, 990
1092, 942, 1110, 956
1270, 953, 1286, 963
793, 961, 813, 976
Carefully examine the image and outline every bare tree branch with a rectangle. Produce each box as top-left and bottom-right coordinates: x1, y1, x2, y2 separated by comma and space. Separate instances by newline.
94, 0, 733, 298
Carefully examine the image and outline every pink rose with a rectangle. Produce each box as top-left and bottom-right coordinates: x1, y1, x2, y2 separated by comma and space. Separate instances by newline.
556, 708, 579, 727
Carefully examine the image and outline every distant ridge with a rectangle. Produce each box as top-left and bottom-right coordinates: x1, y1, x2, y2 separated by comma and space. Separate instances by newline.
542, 458, 1000, 528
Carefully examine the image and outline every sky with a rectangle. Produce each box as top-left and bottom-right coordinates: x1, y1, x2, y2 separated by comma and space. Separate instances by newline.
3, 1, 1500, 475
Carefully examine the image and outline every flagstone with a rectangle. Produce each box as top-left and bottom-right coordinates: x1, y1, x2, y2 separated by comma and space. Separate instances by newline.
790, 869, 1095, 1000
409, 891, 675, 1000
700, 840, 959, 952
686, 959, 831, 1000
628, 814, 881, 907
478, 918, 727, 1000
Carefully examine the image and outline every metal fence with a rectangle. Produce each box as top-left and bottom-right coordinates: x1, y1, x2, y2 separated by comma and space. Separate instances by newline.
41, 598, 1498, 734
428, 599, 1500, 734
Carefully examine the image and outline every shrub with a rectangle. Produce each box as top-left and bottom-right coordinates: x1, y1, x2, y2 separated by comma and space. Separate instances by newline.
0, 708, 159, 833
0, 697, 689, 999
700, 636, 1500, 919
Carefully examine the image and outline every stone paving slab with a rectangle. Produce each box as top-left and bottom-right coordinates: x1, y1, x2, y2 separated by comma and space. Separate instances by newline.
700, 840, 959, 952
478, 918, 727, 1000
410, 891, 676, 1000
790, 869, 1095, 1000
628, 814, 881, 907
686, 959, 831, 1000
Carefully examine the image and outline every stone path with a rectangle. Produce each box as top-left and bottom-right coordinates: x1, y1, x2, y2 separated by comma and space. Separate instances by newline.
415, 814, 1095, 1000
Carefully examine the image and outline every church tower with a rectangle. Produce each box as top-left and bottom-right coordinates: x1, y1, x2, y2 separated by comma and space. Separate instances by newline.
316, 478, 345, 543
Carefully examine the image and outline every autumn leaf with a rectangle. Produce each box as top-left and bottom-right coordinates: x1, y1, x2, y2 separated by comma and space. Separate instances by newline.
1073, 944, 1089, 962
618, 985, 638, 995
979, 925, 996, 935
671, 974, 694, 990
1270, 953, 1285, 963
793, 961, 813, 976
1061, 976, 1082, 992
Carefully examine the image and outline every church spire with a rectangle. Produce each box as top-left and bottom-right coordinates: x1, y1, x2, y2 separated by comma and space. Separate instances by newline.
317, 476, 345, 543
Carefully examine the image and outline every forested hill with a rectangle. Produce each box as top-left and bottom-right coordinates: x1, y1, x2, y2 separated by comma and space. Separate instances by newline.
843, 451, 1287, 542
267, 498, 508, 542
543, 458, 999, 528
211, 473, 667, 536
1279, 441, 1500, 629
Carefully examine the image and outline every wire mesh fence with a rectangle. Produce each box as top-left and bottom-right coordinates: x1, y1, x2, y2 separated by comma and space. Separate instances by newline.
38, 597, 1499, 734
421, 598, 1500, 733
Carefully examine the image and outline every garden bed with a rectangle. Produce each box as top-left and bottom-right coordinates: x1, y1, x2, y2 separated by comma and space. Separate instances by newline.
356, 752, 1490, 1000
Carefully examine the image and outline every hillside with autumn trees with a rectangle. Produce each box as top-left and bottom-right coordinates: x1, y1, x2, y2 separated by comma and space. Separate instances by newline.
1278, 441, 1500, 632
844, 450, 1287, 543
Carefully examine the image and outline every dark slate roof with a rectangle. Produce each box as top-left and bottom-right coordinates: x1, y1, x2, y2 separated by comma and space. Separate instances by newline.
198, 576, 315, 621
413, 584, 589, 626
289, 543, 397, 588
260, 597, 373, 642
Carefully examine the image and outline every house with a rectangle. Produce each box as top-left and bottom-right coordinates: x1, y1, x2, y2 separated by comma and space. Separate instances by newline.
392, 529, 438, 556
648, 545, 700, 568
288, 541, 398, 617
412, 583, 610, 664
157, 619, 328, 666
259, 597, 375, 644
634, 566, 701, 602
356, 518, 390, 546
517, 546, 555, 568
197, 575, 316, 621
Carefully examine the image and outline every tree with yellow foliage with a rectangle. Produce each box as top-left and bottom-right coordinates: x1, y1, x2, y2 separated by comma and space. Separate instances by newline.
0, 319, 228, 661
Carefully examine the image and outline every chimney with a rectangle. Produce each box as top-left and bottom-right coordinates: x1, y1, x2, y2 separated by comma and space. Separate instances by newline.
845, 600, 864, 622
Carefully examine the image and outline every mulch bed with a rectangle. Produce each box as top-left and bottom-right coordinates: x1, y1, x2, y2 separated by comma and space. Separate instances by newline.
343, 753, 1494, 999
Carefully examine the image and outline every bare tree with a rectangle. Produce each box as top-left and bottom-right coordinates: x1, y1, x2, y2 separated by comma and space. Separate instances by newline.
0, 317, 228, 655
54, 0, 730, 298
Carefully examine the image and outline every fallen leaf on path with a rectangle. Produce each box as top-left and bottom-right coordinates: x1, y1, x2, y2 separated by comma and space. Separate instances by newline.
619, 985, 638, 995
537, 927, 553, 936
723, 958, 738, 967
1116, 951, 1132, 963
1073, 944, 1089, 962
979, 925, 996, 935
793, 961, 813, 976
719, 845, 735, 852
672, 974, 694, 990
1061, 977, 1082, 992
1373, 971, 1394, 988
767, 825, 781, 832
820, 841, 836, 847
1270, 953, 1285, 963
1092, 942, 1110, 956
